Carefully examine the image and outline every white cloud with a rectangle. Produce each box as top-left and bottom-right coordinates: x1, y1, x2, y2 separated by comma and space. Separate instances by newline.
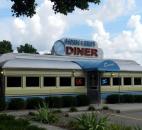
95, 0, 136, 22
87, 14, 142, 64
0, 0, 67, 53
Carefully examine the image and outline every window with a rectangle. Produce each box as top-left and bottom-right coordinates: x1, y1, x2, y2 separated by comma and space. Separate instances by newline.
75, 77, 85, 86
60, 77, 71, 86
124, 77, 131, 85
134, 78, 141, 85
113, 77, 121, 86
44, 77, 56, 86
7, 77, 21, 87
101, 77, 110, 86
26, 77, 39, 87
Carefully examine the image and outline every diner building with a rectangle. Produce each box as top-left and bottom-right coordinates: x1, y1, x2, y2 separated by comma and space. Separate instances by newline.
1, 38, 142, 102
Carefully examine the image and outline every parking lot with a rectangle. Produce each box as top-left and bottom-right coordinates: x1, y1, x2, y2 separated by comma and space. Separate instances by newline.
107, 111, 142, 127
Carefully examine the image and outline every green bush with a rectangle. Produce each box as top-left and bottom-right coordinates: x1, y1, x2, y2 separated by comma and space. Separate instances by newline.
8, 98, 25, 110
134, 95, 142, 103
62, 96, 77, 107
69, 112, 108, 130
102, 105, 109, 110
106, 94, 142, 104
121, 94, 134, 103
26, 97, 44, 109
0, 114, 45, 130
77, 95, 90, 106
45, 96, 62, 108
106, 94, 119, 104
88, 105, 96, 111
0, 97, 5, 111
34, 102, 58, 124
69, 106, 78, 112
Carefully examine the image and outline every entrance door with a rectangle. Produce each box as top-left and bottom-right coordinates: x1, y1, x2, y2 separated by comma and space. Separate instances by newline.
87, 71, 101, 103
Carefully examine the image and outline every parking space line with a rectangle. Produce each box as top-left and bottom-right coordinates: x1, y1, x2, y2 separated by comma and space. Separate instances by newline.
109, 113, 142, 121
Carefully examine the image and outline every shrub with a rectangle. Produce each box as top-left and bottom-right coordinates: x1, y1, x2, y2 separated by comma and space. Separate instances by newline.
106, 94, 142, 104
45, 96, 62, 108
121, 94, 134, 103
34, 102, 58, 124
106, 94, 120, 104
134, 95, 142, 103
8, 98, 25, 110
0, 97, 5, 111
62, 96, 77, 107
102, 105, 109, 110
28, 111, 36, 116
88, 105, 96, 111
116, 110, 120, 113
70, 112, 108, 130
26, 97, 44, 109
77, 95, 90, 106
69, 106, 78, 112
0, 114, 45, 130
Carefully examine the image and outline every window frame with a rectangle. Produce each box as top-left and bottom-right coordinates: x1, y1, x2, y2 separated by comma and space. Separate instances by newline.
124, 77, 132, 86
75, 77, 85, 86
113, 77, 121, 86
26, 76, 40, 87
6, 76, 22, 87
44, 76, 56, 87
134, 77, 141, 85
60, 77, 71, 87
101, 77, 110, 86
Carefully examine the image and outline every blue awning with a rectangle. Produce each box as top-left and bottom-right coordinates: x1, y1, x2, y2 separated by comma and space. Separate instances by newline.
72, 60, 120, 72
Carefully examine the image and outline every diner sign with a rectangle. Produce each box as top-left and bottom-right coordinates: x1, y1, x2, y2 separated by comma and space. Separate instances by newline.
52, 38, 103, 58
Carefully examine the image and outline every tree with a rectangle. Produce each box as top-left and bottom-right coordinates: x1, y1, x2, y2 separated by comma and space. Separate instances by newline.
17, 43, 38, 54
11, 0, 101, 17
0, 40, 13, 54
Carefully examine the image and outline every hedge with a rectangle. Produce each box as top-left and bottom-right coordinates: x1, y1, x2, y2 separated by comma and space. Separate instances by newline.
76, 95, 90, 106
26, 97, 44, 109
62, 96, 77, 107
106, 94, 142, 104
0, 97, 5, 111
8, 98, 25, 110
45, 96, 62, 108
0, 94, 91, 110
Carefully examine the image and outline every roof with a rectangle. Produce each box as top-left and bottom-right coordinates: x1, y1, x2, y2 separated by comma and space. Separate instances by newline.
1, 53, 142, 72
2, 58, 81, 70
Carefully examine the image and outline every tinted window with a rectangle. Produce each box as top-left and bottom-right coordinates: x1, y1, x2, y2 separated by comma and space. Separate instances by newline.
44, 77, 56, 86
7, 77, 21, 87
75, 77, 85, 86
124, 77, 131, 85
113, 77, 121, 86
134, 78, 141, 85
26, 77, 39, 87
101, 77, 110, 86
60, 77, 71, 86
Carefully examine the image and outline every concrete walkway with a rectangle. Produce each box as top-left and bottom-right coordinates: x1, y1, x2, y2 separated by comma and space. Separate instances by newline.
31, 121, 68, 130
102, 103, 142, 112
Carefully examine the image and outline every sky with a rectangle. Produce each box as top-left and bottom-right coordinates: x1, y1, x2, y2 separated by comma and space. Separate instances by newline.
0, 0, 142, 64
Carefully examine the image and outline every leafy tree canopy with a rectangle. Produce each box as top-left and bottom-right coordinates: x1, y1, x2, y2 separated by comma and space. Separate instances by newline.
11, 0, 101, 17
0, 40, 13, 54
17, 43, 38, 54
